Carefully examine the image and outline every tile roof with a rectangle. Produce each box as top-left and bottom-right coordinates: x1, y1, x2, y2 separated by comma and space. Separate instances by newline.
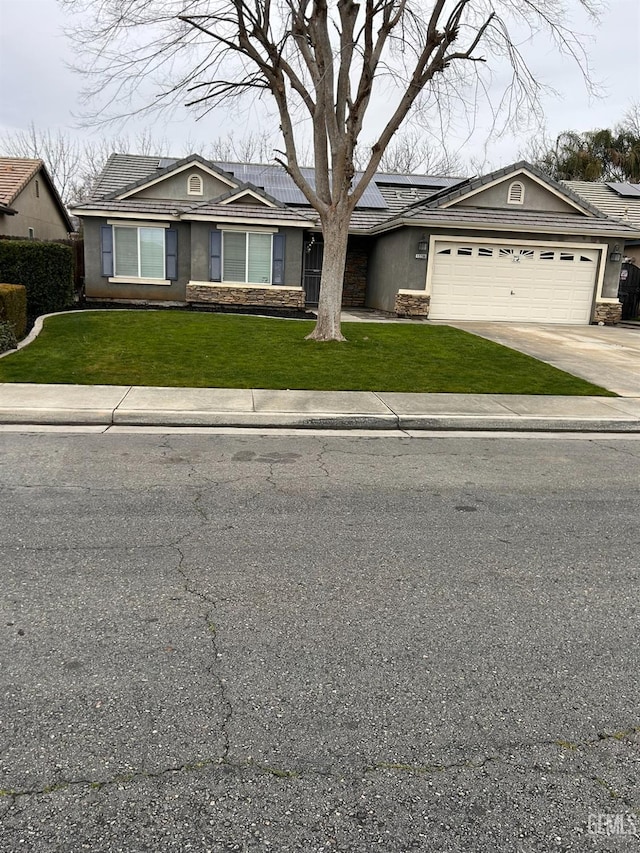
72, 198, 184, 216
80, 153, 640, 240
415, 161, 605, 217
73, 196, 316, 225
564, 181, 640, 229
0, 157, 42, 206
387, 206, 640, 237
87, 152, 460, 210
91, 154, 165, 198
182, 201, 315, 224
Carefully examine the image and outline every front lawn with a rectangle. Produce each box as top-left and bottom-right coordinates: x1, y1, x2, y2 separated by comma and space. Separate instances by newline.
0, 310, 614, 395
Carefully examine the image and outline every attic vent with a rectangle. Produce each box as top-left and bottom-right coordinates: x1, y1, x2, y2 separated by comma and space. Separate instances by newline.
187, 173, 203, 196
507, 181, 525, 205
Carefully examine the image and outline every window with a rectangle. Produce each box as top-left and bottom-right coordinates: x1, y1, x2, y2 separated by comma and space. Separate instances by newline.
223, 231, 272, 284
540, 251, 555, 260
114, 226, 165, 279
559, 252, 575, 262
187, 174, 203, 195
499, 247, 533, 262
35, 180, 40, 198
478, 247, 493, 257
436, 248, 451, 255
28, 227, 35, 239
507, 181, 525, 205
456, 246, 473, 256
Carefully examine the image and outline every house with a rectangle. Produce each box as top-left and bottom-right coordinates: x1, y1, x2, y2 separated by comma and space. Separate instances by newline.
563, 180, 640, 265
0, 158, 72, 241
72, 155, 640, 325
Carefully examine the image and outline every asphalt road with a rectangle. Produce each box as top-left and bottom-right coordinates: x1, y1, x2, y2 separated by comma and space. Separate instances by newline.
1, 431, 639, 852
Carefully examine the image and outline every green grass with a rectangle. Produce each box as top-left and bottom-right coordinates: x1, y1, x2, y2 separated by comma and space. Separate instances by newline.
0, 309, 614, 395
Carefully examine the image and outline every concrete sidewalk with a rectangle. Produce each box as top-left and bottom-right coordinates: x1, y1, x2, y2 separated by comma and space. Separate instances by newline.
1, 383, 640, 431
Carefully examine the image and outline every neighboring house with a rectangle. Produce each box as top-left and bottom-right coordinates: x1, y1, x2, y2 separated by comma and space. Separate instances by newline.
0, 158, 72, 241
564, 180, 640, 265
72, 155, 640, 325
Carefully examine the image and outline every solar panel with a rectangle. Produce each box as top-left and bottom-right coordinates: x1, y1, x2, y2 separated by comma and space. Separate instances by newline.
208, 160, 458, 208
211, 161, 391, 208
607, 182, 640, 198
373, 173, 461, 188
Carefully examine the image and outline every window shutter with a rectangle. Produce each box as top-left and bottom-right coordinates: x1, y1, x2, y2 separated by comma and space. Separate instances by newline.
272, 233, 285, 285
100, 225, 113, 277
165, 229, 178, 280
209, 230, 222, 281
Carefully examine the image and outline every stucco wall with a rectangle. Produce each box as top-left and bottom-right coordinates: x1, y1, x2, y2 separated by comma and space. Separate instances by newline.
366, 227, 426, 311
84, 218, 305, 301
83, 217, 188, 302
0, 177, 69, 240
456, 175, 580, 214
601, 240, 623, 298
133, 169, 232, 201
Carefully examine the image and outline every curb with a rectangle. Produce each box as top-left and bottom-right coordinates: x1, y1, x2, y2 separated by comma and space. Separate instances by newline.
1, 409, 639, 432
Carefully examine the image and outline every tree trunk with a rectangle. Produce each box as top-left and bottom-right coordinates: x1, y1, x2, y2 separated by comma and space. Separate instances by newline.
306, 207, 352, 341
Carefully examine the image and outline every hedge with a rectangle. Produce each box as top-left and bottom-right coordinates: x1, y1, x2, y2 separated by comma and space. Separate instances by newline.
0, 283, 27, 340
0, 320, 17, 354
0, 240, 73, 320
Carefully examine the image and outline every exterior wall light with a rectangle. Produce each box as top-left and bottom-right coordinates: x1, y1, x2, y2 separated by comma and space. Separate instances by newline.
417, 237, 429, 253
609, 244, 622, 262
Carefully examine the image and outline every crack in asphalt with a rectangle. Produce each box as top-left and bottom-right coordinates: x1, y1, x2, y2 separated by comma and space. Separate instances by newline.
171, 541, 234, 750
597, 440, 640, 462
2, 726, 638, 803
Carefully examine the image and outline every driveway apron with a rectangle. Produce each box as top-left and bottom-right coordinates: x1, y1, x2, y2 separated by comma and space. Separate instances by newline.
445, 323, 640, 397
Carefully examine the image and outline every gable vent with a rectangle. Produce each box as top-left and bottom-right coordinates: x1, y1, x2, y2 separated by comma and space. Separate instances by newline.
187, 173, 204, 195
507, 180, 525, 205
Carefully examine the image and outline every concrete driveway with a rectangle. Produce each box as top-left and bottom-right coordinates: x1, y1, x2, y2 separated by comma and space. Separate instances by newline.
446, 322, 640, 396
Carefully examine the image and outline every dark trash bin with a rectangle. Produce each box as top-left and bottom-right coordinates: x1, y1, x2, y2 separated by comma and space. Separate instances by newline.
618, 262, 640, 320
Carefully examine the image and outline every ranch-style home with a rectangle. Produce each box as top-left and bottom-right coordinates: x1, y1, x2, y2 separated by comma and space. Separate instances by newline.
72, 154, 640, 324
0, 157, 72, 241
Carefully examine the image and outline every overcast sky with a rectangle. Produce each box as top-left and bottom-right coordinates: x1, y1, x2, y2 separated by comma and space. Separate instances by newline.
0, 0, 639, 172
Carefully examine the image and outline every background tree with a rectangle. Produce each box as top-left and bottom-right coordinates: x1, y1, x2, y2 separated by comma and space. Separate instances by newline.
61, 0, 599, 341
355, 128, 463, 176
523, 107, 640, 182
0, 125, 290, 207
0, 124, 173, 206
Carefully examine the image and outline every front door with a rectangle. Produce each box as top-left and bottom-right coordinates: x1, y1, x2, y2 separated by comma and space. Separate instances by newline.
303, 236, 324, 305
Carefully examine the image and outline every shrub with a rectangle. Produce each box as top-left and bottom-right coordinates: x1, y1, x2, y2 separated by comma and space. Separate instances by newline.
0, 283, 27, 339
0, 240, 73, 320
0, 320, 17, 354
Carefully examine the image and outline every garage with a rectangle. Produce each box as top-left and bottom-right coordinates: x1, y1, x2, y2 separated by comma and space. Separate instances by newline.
428, 239, 601, 323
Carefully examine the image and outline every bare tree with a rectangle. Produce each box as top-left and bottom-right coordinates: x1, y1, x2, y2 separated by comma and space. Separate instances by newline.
61, 0, 600, 341
357, 128, 463, 175
0, 124, 172, 206
622, 102, 640, 139
0, 123, 85, 207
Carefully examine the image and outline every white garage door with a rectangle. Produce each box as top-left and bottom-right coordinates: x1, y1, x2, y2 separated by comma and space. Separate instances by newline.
429, 241, 600, 323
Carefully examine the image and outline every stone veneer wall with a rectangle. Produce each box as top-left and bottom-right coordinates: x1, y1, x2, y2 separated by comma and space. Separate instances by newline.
593, 301, 622, 325
342, 239, 369, 307
186, 282, 305, 310
394, 292, 430, 317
